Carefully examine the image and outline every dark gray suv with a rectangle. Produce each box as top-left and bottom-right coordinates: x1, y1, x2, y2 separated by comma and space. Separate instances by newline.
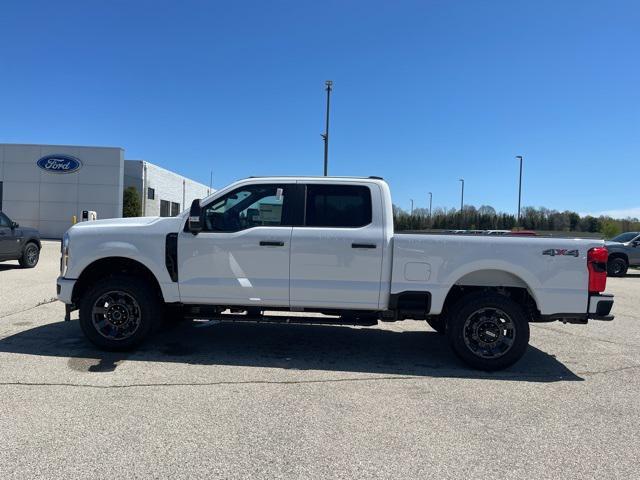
606, 232, 640, 277
0, 212, 41, 268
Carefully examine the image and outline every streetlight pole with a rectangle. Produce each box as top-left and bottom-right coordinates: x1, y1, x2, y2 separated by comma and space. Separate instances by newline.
322, 80, 333, 176
516, 155, 523, 224
428, 192, 432, 218
459, 178, 464, 213
410, 199, 414, 216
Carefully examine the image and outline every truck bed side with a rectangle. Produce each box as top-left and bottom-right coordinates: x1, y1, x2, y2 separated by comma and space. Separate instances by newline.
391, 234, 604, 316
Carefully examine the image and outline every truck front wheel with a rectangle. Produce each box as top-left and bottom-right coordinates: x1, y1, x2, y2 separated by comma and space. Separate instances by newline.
79, 275, 161, 350
446, 292, 530, 371
607, 257, 628, 277
426, 317, 446, 334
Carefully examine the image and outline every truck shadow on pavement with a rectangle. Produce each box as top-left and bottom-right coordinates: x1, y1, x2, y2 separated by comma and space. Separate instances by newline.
0, 319, 582, 382
0, 264, 21, 271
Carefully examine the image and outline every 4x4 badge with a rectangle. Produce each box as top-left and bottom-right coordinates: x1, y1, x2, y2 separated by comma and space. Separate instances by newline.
543, 249, 579, 257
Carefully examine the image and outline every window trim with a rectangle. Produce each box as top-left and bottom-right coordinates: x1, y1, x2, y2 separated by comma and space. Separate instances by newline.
0, 212, 11, 228
300, 183, 373, 229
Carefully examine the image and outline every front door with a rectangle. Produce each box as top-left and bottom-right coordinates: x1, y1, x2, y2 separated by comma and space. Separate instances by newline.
0, 213, 18, 257
290, 183, 385, 310
629, 235, 640, 265
178, 183, 295, 307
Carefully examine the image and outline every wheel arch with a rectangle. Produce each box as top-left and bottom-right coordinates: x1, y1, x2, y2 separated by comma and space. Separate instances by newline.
440, 268, 540, 320
72, 256, 164, 305
608, 252, 629, 264
23, 237, 41, 250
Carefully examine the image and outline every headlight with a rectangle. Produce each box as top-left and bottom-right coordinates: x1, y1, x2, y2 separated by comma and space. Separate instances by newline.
60, 233, 70, 276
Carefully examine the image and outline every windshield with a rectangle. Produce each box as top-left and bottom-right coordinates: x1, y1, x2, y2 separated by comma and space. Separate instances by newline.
611, 232, 640, 243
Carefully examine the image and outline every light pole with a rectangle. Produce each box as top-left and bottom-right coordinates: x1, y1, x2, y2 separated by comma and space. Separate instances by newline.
410, 199, 414, 215
321, 80, 333, 176
516, 155, 523, 224
459, 178, 464, 213
428, 192, 432, 218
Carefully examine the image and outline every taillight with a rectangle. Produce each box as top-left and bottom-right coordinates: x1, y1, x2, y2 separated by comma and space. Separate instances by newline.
588, 247, 608, 293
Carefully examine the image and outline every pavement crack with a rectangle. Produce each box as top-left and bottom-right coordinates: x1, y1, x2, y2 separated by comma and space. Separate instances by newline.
532, 324, 640, 349
0, 376, 420, 389
0, 298, 58, 320
0, 370, 576, 389
577, 364, 640, 377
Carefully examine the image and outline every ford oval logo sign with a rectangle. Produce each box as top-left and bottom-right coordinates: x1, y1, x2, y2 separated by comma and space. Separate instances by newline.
36, 154, 82, 174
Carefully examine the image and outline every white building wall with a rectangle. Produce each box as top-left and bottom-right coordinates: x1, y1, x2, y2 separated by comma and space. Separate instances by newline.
125, 160, 210, 217
0, 144, 123, 238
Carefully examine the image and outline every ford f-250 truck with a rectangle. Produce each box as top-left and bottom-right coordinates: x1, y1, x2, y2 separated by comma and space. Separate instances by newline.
57, 177, 614, 370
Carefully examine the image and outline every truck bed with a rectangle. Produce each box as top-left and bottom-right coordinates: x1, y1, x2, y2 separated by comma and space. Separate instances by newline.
390, 234, 604, 316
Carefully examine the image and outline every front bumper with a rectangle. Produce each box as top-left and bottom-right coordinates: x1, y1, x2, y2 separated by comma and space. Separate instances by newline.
56, 277, 76, 305
588, 293, 614, 321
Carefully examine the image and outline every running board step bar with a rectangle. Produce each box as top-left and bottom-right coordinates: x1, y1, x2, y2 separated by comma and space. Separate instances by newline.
182, 310, 379, 327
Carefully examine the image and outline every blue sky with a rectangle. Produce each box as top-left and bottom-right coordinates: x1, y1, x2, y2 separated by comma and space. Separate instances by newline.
1, 0, 638, 216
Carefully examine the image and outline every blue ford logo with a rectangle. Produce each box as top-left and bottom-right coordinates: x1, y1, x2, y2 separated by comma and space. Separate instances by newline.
36, 154, 82, 174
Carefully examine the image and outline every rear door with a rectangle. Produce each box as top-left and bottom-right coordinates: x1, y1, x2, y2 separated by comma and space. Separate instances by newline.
289, 182, 385, 310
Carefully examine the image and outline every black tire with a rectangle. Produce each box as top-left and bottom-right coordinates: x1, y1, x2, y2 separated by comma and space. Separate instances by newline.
426, 317, 446, 334
79, 275, 162, 350
607, 257, 628, 277
446, 292, 530, 371
18, 242, 40, 268
162, 304, 187, 325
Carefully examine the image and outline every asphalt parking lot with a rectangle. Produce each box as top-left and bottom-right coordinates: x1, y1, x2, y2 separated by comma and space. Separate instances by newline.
1, 240, 639, 479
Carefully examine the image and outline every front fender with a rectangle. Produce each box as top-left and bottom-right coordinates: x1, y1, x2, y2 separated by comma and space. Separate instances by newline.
66, 240, 180, 303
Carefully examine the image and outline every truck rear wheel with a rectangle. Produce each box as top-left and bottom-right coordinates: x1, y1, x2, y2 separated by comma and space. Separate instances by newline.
446, 292, 529, 371
79, 275, 161, 350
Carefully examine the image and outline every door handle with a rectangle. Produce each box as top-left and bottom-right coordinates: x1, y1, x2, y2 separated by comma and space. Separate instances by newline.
352, 243, 376, 249
260, 241, 285, 247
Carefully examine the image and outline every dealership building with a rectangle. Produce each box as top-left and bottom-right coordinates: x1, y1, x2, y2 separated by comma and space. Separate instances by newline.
0, 143, 211, 238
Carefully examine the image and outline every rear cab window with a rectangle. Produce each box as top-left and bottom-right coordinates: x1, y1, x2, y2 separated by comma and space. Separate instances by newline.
304, 184, 372, 227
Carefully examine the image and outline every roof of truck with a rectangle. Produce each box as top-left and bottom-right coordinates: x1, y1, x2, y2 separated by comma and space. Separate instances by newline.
248, 175, 385, 180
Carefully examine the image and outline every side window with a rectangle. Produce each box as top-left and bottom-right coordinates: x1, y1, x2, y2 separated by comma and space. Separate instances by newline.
305, 185, 372, 227
201, 184, 287, 232
0, 212, 10, 227
171, 202, 181, 216
147, 187, 155, 200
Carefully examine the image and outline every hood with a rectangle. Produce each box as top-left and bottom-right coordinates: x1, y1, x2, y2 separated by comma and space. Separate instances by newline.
605, 240, 624, 247
70, 216, 166, 229
67, 216, 185, 236
18, 226, 40, 236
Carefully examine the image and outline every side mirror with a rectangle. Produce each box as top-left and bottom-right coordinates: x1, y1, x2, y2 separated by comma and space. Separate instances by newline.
633, 240, 640, 247
188, 199, 202, 235
11, 221, 18, 229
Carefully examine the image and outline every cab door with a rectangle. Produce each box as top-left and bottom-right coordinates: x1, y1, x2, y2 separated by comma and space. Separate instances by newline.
629, 235, 640, 265
178, 183, 296, 307
289, 182, 385, 310
0, 213, 19, 257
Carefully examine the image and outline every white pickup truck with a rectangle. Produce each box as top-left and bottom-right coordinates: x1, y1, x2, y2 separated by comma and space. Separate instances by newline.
57, 176, 614, 370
